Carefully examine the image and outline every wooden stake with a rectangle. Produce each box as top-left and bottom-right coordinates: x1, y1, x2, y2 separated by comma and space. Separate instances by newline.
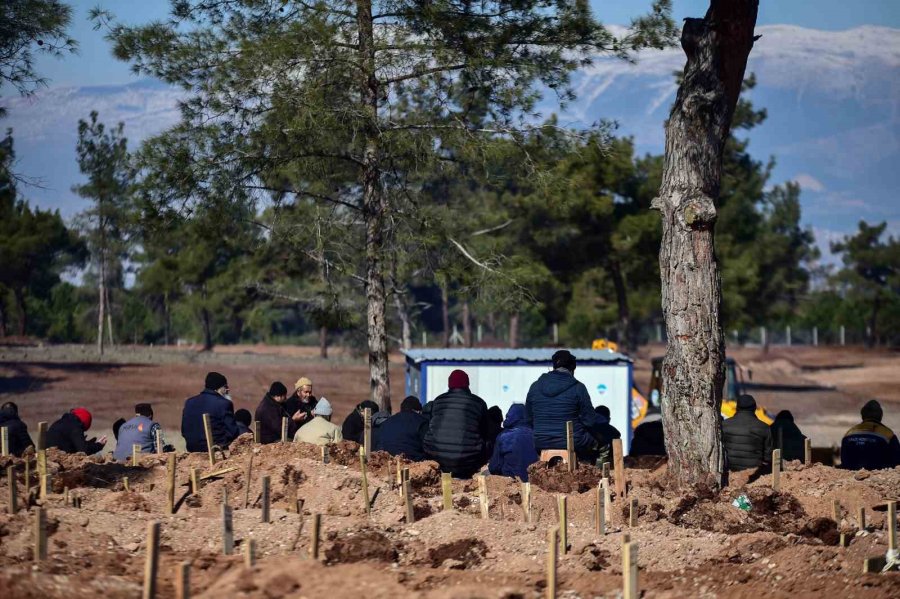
64, 486, 69, 506
858, 506, 866, 531
166, 453, 176, 515
200, 466, 238, 481
133, 443, 141, 467
602, 462, 610, 479
557, 495, 568, 554
281, 416, 288, 443
202, 413, 216, 467
623, 541, 638, 599
363, 408, 372, 457
804, 438, 812, 465
156, 429, 163, 454
396, 459, 403, 494
601, 477, 612, 525
142, 521, 161, 599
24, 458, 31, 497
612, 439, 626, 499
174, 562, 190, 599
546, 526, 559, 599
37, 421, 48, 479
1, 426, 8, 456
190, 468, 199, 495
403, 478, 415, 524
595, 483, 606, 535
522, 482, 532, 523
40, 473, 49, 499
7, 466, 17, 514
221, 503, 234, 554
832, 499, 841, 523
261, 475, 270, 523
359, 447, 371, 517
244, 454, 254, 509
565, 421, 575, 472
310, 513, 321, 559
244, 538, 256, 567
888, 501, 897, 554
441, 472, 453, 511
321, 446, 329, 464
629, 497, 638, 527
253, 421, 260, 444
123, 476, 130, 492
478, 474, 489, 520
34, 506, 47, 561
772, 449, 782, 492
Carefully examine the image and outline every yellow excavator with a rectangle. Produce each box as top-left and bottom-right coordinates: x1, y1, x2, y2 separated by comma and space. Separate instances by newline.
631, 356, 773, 428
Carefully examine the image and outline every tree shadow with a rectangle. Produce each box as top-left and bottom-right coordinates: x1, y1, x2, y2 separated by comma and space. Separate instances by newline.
0, 361, 149, 395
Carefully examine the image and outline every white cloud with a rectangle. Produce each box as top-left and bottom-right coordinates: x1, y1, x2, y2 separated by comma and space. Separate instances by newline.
792, 173, 826, 192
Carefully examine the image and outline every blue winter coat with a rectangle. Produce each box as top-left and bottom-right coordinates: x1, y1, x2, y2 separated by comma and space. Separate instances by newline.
488, 404, 539, 481
374, 410, 427, 461
181, 389, 240, 452
525, 369, 599, 452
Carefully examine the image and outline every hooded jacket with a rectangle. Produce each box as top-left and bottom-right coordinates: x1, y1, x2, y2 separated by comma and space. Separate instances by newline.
770, 411, 807, 462
46, 412, 104, 455
422, 387, 490, 477
488, 404, 539, 481
841, 420, 900, 470
0, 407, 34, 457
254, 393, 300, 444
374, 410, 427, 461
722, 397, 773, 471
181, 389, 240, 452
525, 369, 599, 452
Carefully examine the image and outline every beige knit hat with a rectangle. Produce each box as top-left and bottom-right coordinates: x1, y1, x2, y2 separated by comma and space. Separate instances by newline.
294, 377, 312, 391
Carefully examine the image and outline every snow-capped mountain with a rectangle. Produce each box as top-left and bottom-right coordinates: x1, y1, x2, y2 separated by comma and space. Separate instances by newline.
5, 25, 899, 245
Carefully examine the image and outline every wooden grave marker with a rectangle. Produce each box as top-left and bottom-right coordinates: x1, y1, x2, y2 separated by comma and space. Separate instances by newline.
772, 449, 782, 492
34, 506, 47, 561
629, 497, 638, 527
601, 477, 612, 525
363, 408, 372, 457
441, 472, 453, 511
142, 521, 161, 599
133, 443, 141, 467
166, 453, 176, 515
310, 513, 321, 559
359, 447, 371, 517
7, 466, 17, 514
522, 482, 532, 523
244, 538, 256, 567
804, 438, 812, 465
202, 414, 216, 467
612, 439, 626, 499
281, 416, 288, 443
595, 483, 606, 535
546, 526, 559, 599
557, 495, 568, 554
478, 474, 489, 520
403, 477, 415, 524
1, 426, 8, 456
858, 506, 866, 531
155, 429, 163, 454
244, 454, 254, 509
623, 541, 638, 599
261, 475, 271, 523
565, 421, 575, 472
190, 468, 199, 495
222, 504, 234, 555
174, 562, 190, 599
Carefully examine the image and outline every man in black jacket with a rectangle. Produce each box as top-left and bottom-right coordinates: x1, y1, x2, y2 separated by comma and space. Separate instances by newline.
181, 372, 240, 452
254, 382, 299, 443
422, 369, 490, 478
46, 407, 106, 455
722, 394, 773, 471
342, 400, 380, 444
0, 401, 34, 456
526, 350, 600, 461
374, 395, 427, 461
770, 410, 807, 462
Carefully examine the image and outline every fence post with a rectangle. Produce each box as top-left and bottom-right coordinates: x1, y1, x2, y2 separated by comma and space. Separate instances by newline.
760, 326, 766, 347
421, 331, 427, 347
813, 326, 818, 347
786, 326, 791, 347
840, 325, 845, 346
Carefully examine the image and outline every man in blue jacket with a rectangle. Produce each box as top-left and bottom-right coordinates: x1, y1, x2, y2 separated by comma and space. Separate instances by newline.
181, 372, 240, 452
526, 350, 600, 461
488, 403, 538, 481
841, 400, 900, 470
374, 395, 427, 461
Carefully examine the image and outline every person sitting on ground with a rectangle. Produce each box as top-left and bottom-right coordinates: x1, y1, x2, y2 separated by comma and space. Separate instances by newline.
486, 405, 503, 451
181, 372, 240, 453
841, 399, 900, 470
770, 410, 807, 462
113, 403, 172, 461
374, 395, 427, 461
488, 403, 539, 481
112, 417, 126, 441
422, 369, 491, 478
722, 394, 773, 471
289, 377, 317, 428
254, 382, 301, 443
342, 400, 380, 444
46, 407, 106, 455
525, 350, 600, 462
293, 398, 343, 446
629, 413, 666, 457
591, 405, 622, 465
235, 409, 253, 437
0, 401, 34, 456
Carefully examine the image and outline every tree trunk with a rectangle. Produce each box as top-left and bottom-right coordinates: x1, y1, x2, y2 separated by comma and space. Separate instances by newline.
462, 301, 472, 347
163, 292, 170, 346
105, 284, 115, 347
440, 285, 450, 348
0, 302, 7, 337
319, 326, 329, 359
608, 259, 634, 352
508, 312, 519, 349
654, 0, 759, 490
97, 257, 105, 356
357, 0, 391, 412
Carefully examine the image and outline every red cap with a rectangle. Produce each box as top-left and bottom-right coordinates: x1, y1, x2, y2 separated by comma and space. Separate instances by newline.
71, 407, 92, 431
448, 369, 470, 390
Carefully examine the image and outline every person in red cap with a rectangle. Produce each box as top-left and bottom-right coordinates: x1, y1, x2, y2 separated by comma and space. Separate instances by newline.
422, 369, 491, 478
46, 407, 107, 455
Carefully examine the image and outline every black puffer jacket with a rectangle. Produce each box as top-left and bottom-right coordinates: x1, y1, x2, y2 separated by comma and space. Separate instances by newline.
770, 411, 806, 462
0, 408, 34, 456
46, 413, 104, 455
723, 397, 773, 471
422, 388, 489, 477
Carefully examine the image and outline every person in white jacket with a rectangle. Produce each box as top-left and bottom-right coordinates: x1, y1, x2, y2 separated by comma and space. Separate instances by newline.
293, 398, 343, 446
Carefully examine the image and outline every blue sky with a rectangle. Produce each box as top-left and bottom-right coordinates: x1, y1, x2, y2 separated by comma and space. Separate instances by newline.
38, 1, 900, 87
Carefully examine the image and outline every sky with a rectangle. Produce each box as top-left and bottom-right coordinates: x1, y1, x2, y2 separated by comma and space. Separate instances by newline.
37, 1, 900, 87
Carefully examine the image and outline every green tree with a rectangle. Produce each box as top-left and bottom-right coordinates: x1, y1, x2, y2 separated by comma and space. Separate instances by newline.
98, 0, 675, 410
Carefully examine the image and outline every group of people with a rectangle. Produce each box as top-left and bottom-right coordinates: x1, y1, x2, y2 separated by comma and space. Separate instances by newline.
1, 350, 897, 478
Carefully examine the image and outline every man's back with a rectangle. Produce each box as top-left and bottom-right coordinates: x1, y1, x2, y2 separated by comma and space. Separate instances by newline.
113, 415, 157, 461
723, 410, 772, 471
841, 420, 900, 470
0, 408, 33, 456
422, 388, 488, 476
526, 370, 597, 452
375, 411, 427, 461
182, 390, 239, 452
293, 416, 342, 446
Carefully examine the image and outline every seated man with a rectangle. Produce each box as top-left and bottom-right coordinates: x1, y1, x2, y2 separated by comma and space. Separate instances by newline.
114, 403, 171, 460
374, 395, 427, 461
629, 413, 666, 457
342, 400, 380, 444
235, 409, 253, 437
722, 394, 772, 471
488, 403, 538, 481
254, 382, 299, 443
841, 400, 900, 470
181, 372, 240, 453
422, 369, 490, 478
293, 398, 343, 446
591, 405, 622, 465
0, 401, 34, 457
770, 410, 807, 462
526, 350, 600, 461
46, 407, 106, 455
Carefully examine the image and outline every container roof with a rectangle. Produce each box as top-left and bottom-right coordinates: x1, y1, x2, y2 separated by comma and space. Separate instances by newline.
403, 348, 632, 364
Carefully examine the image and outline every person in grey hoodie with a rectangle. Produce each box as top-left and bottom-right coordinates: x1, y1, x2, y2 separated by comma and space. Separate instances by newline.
525, 350, 600, 461
114, 403, 171, 461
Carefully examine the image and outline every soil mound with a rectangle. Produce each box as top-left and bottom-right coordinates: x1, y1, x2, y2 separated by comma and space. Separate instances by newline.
325, 528, 399, 564
527, 461, 602, 493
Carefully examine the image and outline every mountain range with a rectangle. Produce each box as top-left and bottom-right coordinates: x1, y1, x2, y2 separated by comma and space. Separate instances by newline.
5, 24, 900, 256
